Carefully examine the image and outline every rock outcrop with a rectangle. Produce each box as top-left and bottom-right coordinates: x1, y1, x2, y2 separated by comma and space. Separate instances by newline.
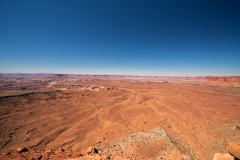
213, 153, 234, 160
213, 142, 240, 160
46, 84, 107, 91
227, 142, 240, 159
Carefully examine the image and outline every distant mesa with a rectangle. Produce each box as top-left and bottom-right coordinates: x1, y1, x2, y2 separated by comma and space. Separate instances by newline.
206, 76, 240, 86
54, 74, 68, 77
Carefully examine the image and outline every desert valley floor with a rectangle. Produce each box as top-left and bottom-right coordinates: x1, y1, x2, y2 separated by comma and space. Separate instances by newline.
0, 75, 240, 160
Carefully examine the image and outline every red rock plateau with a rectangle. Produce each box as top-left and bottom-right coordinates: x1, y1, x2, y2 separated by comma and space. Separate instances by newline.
0, 74, 240, 160
206, 76, 240, 86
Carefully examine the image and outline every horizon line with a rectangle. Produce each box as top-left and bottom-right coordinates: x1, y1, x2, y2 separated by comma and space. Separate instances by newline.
0, 72, 240, 77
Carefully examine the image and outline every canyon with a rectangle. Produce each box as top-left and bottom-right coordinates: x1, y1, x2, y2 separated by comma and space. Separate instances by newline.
0, 74, 240, 160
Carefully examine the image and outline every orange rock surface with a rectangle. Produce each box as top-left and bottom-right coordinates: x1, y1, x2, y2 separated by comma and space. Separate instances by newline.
227, 142, 240, 159
213, 153, 234, 160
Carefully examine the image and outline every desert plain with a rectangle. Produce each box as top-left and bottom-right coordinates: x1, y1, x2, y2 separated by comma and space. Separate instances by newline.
0, 74, 240, 160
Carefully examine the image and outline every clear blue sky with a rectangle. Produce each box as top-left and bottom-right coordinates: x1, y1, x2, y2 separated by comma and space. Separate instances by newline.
1, 0, 240, 76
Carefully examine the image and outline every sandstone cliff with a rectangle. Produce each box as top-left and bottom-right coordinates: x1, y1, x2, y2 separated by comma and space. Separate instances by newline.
206, 76, 240, 86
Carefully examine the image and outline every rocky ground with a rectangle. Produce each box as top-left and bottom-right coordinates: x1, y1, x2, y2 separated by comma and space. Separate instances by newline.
0, 77, 240, 159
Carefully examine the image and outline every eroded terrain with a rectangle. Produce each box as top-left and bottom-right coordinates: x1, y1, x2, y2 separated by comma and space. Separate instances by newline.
0, 75, 240, 160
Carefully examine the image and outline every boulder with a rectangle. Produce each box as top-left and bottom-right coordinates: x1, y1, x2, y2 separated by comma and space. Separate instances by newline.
46, 149, 53, 154
85, 147, 98, 154
213, 153, 234, 160
3, 151, 11, 155
227, 142, 240, 159
32, 152, 42, 160
16, 147, 28, 153
86, 147, 94, 154
57, 147, 65, 152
